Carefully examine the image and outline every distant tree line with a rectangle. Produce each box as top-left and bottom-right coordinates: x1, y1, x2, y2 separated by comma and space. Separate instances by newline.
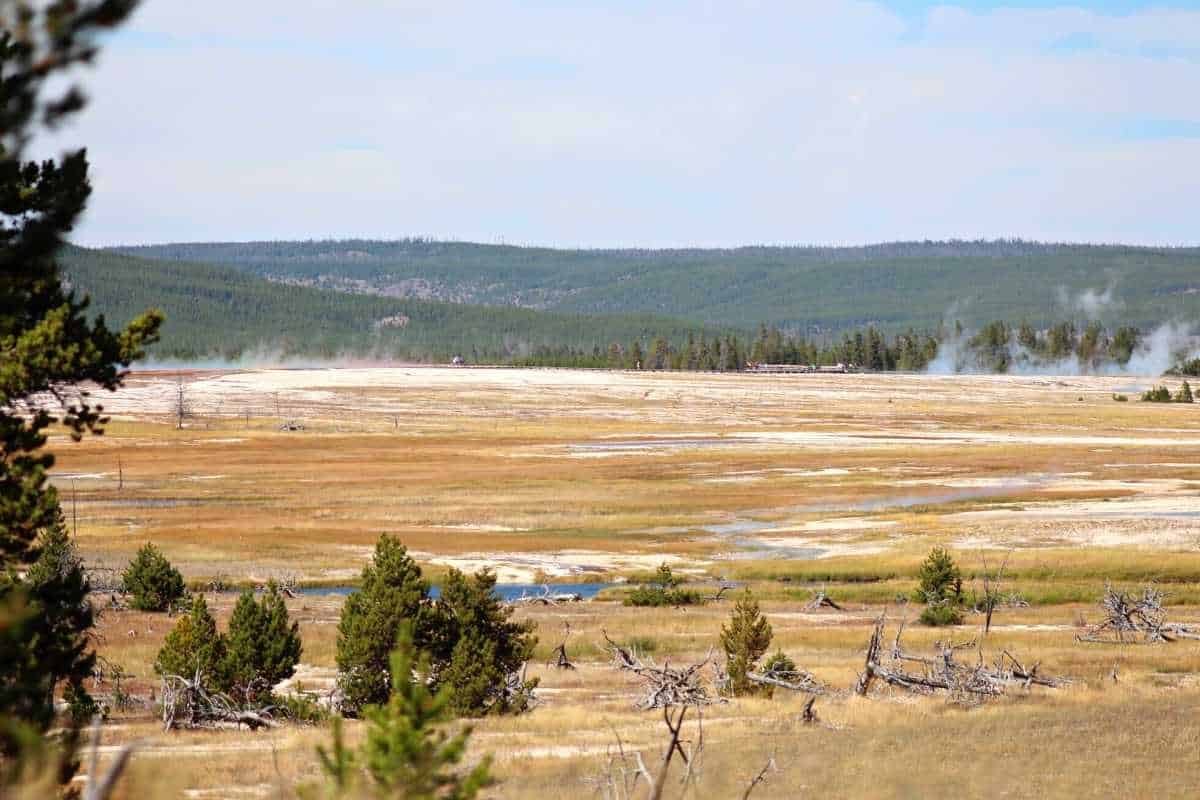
511, 324, 941, 372
962, 320, 1141, 373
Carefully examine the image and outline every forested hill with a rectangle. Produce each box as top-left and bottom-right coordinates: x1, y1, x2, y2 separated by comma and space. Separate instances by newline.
59, 247, 731, 362
109, 239, 1200, 332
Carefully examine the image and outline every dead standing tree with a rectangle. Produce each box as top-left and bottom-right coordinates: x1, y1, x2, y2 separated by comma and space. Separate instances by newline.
1077, 583, 1200, 643
548, 622, 576, 670
855, 614, 1068, 702
173, 377, 192, 429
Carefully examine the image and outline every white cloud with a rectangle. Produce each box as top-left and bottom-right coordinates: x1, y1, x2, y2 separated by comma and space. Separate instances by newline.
38, 1, 1200, 246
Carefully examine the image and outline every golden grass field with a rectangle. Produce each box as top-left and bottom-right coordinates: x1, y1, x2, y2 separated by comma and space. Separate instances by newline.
48, 367, 1200, 798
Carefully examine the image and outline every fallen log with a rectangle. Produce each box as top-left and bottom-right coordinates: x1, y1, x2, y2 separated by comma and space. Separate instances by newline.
856, 614, 1068, 701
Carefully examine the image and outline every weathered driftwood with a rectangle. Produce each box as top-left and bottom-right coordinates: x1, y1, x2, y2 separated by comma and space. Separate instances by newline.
603, 631, 715, 709
160, 670, 278, 731
510, 584, 584, 606
745, 665, 824, 695
1076, 584, 1200, 644
855, 613, 1068, 701
707, 584, 736, 602
804, 586, 843, 611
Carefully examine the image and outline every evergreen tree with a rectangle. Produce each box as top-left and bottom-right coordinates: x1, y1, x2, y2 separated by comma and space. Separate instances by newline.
315, 625, 492, 800
628, 339, 644, 369
2, 512, 96, 731
650, 337, 670, 370
336, 535, 437, 714
1109, 326, 1140, 366
1016, 320, 1039, 352
222, 582, 303, 704
154, 595, 227, 689
606, 342, 623, 369
719, 590, 772, 696
915, 547, 963, 604
0, 0, 162, 778
122, 542, 187, 612
1175, 381, 1194, 404
437, 569, 537, 716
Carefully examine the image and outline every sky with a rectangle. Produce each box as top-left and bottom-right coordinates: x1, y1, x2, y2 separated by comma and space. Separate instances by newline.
48, 0, 1200, 248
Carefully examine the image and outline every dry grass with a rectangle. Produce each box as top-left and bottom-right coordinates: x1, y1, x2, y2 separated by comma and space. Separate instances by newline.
51, 367, 1200, 797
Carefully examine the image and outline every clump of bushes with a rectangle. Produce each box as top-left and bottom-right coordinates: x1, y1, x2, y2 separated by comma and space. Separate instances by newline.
1112, 393, 1128, 402
312, 627, 492, 800
624, 563, 706, 607
154, 582, 302, 704
1141, 382, 1193, 403
915, 547, 964, 626
122, 543, 187, 611
918, 601, 964, 627
1169, 357, 1200, 377
335, 534, 537, 717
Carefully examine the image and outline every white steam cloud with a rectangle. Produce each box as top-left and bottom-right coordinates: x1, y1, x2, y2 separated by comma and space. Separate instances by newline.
927, 287, 1200, 376
1055, 283, 1123, 318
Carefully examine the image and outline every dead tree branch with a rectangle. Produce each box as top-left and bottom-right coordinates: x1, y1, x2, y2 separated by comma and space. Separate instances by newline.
549, 622, 576, 670
740, 755, 777, 800
603, 631, 715, 709
1077, 583, 1200, 643
160, 670, 279, 731
804, 585, 843, 611
856, 615, 1068, 702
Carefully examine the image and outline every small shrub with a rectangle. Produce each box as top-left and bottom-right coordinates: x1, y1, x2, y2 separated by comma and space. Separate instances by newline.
918, 602, 964, 627
653, 562, 682, 589
276, 693, 329, 725
720, 589, 772, 696
623, 585, 705, 607
1112, 393, 1128, 402
915, 547, 963, 604
623, 563, 705, 607
762, 650, 797, 677
1141, 385, 1172, 403
154, 595, 227, 689
122, 543, 186, 612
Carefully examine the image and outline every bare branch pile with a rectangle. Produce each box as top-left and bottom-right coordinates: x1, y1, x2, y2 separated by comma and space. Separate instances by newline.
1077, 584, 1200, 644
160, 670, 279, 731
855, 614, 1068, 702
603, 631, 715, 709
